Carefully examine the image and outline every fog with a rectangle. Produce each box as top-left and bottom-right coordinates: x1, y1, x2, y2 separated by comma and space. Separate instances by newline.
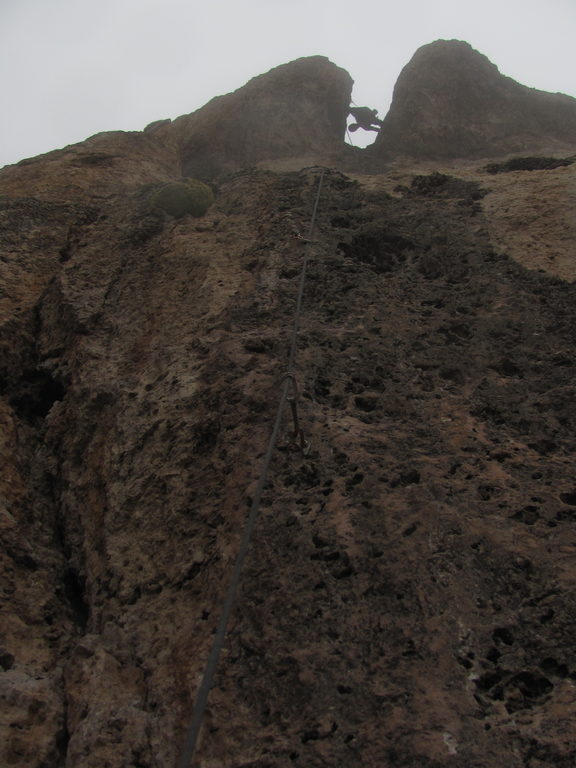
0, 0, 574, 167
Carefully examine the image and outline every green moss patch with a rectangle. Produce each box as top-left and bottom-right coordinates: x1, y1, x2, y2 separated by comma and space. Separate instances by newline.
149, 179, 214, 218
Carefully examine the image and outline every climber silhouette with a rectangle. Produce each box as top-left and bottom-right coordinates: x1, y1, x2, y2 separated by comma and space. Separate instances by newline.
348, 107, 383, 133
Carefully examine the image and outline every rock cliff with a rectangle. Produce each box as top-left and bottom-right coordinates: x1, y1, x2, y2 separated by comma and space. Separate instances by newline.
372, 40, 576, 160
165, 55, 353, 178
1, 43, 576, 768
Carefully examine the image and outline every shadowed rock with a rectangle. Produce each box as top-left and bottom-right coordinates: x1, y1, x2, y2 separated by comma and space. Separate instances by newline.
372, 39, 576, 160
160, 56, 353, 178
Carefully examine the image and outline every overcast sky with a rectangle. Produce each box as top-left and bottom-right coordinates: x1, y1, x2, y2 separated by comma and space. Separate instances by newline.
0, 0, 574, 168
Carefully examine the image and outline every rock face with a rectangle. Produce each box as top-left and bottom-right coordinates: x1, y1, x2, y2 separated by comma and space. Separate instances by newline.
0, 56, 351, 197
4, 45, 574, 187
2, 46, 576, 768
160, 55, 354, 178
0, 130, 181, 202
373, 40, 576, 160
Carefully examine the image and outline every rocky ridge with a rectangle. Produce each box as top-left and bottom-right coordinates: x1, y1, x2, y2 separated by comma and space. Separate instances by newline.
1, 41, 576, 768
372, 40, 576, 161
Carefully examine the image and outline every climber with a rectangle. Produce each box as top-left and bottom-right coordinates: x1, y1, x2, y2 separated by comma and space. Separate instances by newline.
348, 106, 383, 133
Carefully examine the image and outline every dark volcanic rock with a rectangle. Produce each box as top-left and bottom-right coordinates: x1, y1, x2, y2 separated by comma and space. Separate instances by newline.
485, 156, 575, 174
162, 56, 353, 179
372, 39, 576, 160
3, 163, 576, 768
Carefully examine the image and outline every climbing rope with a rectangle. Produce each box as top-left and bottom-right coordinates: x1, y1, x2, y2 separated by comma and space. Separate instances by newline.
282, 373, 309, 454
177, 167, 326, 768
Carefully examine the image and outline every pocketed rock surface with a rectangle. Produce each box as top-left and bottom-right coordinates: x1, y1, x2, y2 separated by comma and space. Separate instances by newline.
1, 160, 576, 768
2, 43, 576, 768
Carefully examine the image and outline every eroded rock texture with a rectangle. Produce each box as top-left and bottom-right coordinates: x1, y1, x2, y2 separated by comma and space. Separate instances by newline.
1, 45, 576, 768
373, 40, 576, 160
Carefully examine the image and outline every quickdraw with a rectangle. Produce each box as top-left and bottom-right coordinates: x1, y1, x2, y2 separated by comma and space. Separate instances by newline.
282, 373, 310, 455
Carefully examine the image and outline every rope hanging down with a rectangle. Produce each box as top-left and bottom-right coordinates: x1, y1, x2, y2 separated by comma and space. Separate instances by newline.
177, 167, 326, 768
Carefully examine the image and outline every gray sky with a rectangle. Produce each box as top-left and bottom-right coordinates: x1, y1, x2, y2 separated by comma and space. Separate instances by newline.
1, 0, 575, 168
